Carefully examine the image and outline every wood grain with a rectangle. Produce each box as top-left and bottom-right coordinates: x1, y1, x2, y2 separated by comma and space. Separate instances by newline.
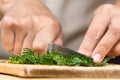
0, 73, 120, 80
0, 60, 120, 78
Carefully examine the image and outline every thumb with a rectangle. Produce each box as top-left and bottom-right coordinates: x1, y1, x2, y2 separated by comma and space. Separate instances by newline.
54, 33, 63, 46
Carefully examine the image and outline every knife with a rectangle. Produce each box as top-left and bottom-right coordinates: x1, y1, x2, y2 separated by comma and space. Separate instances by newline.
47, 42, 89, 57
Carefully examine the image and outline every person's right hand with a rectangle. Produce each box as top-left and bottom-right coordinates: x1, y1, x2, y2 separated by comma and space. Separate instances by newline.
0, 0, 62, 55
78, 4, 120, 62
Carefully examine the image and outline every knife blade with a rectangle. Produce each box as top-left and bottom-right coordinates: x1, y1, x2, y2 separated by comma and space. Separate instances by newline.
47, 42, 89, 57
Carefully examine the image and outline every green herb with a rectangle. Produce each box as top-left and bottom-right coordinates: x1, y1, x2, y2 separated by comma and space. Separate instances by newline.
8, 48, 114, 66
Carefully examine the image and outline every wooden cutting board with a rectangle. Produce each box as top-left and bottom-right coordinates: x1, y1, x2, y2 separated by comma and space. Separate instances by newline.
0, 60, 120, 78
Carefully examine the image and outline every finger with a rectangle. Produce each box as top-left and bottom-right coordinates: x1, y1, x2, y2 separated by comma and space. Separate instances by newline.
0, 17, 17, 52
14, 31, 27, 55
108, 41, 120, 56
20, 18, 34, 52
22, 30, 36, 51
32, 24, 61, 54
92, 27, 120, 62
54, 33, 63, 46
1, 29, 14, 52
78, 10, 111, 56
14, 18, 32, 55
22, 30, 37, 55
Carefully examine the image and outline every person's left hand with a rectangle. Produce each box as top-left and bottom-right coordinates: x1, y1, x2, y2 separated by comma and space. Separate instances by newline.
78, 4, 120, 62
0, 0, 62, 55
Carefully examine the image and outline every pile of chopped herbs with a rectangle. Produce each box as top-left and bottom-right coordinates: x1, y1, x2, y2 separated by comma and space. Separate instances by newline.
8, 48, 114, 66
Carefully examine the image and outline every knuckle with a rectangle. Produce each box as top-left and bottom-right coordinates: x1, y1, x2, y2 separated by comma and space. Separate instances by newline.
32, 15, 61, 33
110, 18, 120, 34
97, 44, 109, 53
2, 17, 12, 27
94, 4, 113, 15
41, 15, 59, 25
87, 31, 101, 41
2, 16, 13, 24
32, 16, 39, 23
1, 16, 17, 29
33, 15, 59, 25
2, 16, 11, 21
101, 4, 114, 9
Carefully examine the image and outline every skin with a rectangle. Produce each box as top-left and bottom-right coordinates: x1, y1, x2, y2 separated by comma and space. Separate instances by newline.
79, 1, 120, 62
0, 0, 62, 55
0, 0, 120, 63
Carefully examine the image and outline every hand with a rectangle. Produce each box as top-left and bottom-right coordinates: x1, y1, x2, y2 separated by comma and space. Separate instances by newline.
79, 4, 120, 62
0, 0, 62, 55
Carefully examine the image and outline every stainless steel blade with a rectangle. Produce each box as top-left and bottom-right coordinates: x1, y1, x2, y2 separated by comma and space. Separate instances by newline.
48, 42, 88, 57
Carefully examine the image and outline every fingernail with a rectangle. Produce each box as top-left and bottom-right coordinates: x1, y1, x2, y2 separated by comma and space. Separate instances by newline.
92, 53, 101, 62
